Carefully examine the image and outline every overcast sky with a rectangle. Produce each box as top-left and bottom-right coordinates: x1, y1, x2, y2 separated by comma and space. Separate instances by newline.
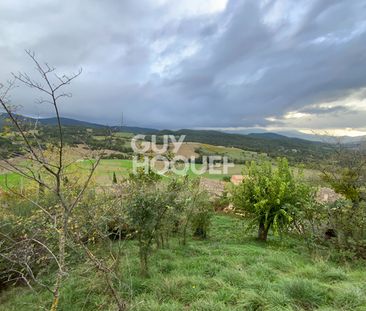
1, 0, 366, 137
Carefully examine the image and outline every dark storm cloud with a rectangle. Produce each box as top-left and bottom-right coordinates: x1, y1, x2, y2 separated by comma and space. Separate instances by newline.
1, 0, 366, 134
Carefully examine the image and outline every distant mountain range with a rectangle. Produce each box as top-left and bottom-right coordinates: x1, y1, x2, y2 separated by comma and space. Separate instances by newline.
247, 132, 293, 140
1, 113, 363, 163
251, 132, 366, 144
2, 113, 364, 143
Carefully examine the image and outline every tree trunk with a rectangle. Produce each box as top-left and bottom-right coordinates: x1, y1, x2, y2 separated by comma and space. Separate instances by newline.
50, 215, 67, 311
160, 234, 165, 249
257, 222, 269, 241
182, 224, 187, 246
139, 247, 148, 277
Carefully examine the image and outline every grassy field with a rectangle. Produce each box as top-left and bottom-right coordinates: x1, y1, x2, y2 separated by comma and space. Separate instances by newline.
113, 132, 135, 139
71, 159, 239, 183
0, 158, 322, 189
0, 172, 26, 189
1, 215, 365, 310
71, 159, 134, 183
0, 137, 323, 189
198, 143, 267, 163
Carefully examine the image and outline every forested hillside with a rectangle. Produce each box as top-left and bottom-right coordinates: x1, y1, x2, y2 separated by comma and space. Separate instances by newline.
0, 114, 334, 165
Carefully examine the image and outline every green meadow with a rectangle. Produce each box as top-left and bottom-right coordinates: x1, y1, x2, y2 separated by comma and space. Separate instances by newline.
1, 215, 365, 310
0, 158, 322, 189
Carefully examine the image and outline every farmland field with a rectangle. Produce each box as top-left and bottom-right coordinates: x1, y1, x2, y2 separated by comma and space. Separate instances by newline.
0, 138, 323, 190
0, 157, 322, 189
0, 153, 320, 188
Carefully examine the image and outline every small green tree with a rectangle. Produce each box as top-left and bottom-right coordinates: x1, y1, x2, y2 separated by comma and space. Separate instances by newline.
172, 178, 212, 245
112, 172, 117, 184
124, 170, 169, 276
231, 158, 311, 241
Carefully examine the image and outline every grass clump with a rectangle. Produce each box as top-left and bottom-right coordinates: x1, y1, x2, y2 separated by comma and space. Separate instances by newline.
281, 278, 328, 310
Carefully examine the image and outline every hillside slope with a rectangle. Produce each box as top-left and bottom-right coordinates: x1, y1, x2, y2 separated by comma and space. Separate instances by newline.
0, 114, 332, 164
1, 215, 365, 310
156, 129, 332, 164
0, 113, 156, 134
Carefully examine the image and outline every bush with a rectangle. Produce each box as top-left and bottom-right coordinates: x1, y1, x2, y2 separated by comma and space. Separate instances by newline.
296, 197, 366, 260
0, 193, 60, 291
124, 172, 180, 276
123, 174, 212, 275
168, 178, 212, 245
212, 191, 230, 211
191, 196, 212, 240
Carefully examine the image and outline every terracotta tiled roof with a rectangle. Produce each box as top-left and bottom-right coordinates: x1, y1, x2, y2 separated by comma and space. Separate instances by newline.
230, 175, 245, 185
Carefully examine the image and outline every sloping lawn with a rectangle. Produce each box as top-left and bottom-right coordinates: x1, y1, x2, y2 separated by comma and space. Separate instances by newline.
1, 215, 365, 310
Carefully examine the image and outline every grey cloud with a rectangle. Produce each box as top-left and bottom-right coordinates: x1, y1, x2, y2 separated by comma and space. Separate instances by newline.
1, 0, 366, 134
300, 105, 350, 115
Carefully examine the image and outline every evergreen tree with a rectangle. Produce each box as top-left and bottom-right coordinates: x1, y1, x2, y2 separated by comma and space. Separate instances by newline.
112, 172, 118, 184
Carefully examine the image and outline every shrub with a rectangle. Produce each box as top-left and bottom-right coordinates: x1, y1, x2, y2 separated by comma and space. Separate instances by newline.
212, 191, 230, 211
169, 178, 212, 245
297, 197, 366, 259
0, 193, 60, 291
123, 173, 212, 275
191, 195, 212, 240
124, 174, 176, 276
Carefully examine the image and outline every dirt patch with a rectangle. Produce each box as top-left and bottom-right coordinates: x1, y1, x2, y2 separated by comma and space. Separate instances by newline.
173, 142, 200, 158
199, 178, 226, 197
316, 187, 343, 204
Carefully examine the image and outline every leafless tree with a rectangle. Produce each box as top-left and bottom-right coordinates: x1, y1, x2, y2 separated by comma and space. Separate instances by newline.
0, 51, 126, 310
